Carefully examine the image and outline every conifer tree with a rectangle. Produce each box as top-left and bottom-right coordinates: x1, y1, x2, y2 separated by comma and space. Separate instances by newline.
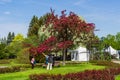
27, 15, 39, 37
7, 32, 12, 45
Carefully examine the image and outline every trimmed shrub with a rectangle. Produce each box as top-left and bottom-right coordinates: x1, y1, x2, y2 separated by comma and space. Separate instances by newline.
0, 66, 20, 74
16, 48, 30, 64
90, 60, 120, 68
29, 68, 118, 80
0, 59, 11, 64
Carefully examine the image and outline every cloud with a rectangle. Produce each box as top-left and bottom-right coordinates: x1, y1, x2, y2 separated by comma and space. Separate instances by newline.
0, 0, 12, 4
0, 0, 12, 2
74, 0, 90, 6
4, 11, 11, 15
74, 0, 85, 6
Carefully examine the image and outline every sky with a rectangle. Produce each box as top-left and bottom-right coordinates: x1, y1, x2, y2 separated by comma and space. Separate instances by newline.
0, 0, 120, 38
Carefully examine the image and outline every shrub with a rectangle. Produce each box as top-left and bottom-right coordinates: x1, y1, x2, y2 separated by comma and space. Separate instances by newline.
0, 66, 20, 74
29, 68, 118, 80
16, 48, 30, 64
89, 60, 120, 68
0, 59, 11, 64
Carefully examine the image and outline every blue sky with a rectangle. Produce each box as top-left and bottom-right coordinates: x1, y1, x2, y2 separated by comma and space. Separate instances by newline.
0, 0, 120, 38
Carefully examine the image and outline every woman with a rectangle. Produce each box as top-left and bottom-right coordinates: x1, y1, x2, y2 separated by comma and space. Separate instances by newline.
31, 57, 35, 69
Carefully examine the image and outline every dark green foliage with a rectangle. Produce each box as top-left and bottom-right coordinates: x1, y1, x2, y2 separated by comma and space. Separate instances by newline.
27, 16, 39, 37
27, 14, 49, 37
16, 48, 30, 64
0, 43, 9, 59
5, 46, 17, 59
7, 32, 15, 45
0, 35, 17, 59
0, 66, 20, 74
38, 13, 50, 26
100, 33, 120, 50
0, 59, 11, 64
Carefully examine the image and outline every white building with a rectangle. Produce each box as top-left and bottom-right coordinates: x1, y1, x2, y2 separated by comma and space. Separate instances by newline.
70, 46, 89, 61
69, 46, 119, 62
105, 46, 119, 59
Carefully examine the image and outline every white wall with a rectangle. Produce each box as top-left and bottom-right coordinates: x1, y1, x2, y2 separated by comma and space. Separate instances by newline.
71, 46, 89, 61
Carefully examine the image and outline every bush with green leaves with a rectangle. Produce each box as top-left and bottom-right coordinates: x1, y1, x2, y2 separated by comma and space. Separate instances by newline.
0, 66, 20, 74
16, 48, 30, 64
90, 60, 120, 68
92, 52, 111, 61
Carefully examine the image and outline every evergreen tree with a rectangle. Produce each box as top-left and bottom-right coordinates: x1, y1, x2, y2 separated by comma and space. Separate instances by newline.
27, 14, 50, 37
1, 37, 7, 44
11, 32, 15, 40
38, 13, 50, 26
27, 15, 39, 37
7, 32, 15, 45
7, 32, 12, 45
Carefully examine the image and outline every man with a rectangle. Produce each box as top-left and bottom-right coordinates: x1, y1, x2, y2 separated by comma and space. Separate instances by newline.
47, 54, 53, 70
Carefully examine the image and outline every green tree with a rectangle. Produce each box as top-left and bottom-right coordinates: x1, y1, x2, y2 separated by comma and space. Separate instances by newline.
17, 48, 30, 64
114, 32, 120, 50
0, 43, 8, 59
27, 16, 39, 37
7, 32, 15, 45
5, 34, 24, 59
104, 34, 115, 48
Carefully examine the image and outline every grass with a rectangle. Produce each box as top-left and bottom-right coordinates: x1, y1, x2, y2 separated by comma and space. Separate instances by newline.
0, 63, 105, 80
115, 75, 120, 80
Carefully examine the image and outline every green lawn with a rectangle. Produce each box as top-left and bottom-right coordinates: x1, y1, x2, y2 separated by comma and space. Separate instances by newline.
115, 75, 120, 80
0, 63, 105, 80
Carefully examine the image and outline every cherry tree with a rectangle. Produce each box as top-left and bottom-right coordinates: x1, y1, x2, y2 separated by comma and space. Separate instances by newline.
29, 9, 95, 65
45, 9, 95, 65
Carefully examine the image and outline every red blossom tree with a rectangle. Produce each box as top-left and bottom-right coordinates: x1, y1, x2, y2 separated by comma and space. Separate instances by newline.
45, 9, 95, 65
29, 9, 95, 65
37, 36, 57, 54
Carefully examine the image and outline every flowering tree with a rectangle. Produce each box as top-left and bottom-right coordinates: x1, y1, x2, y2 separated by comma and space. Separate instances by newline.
37, 36, 57, 53
29, 9, 95, 65
29, 36, 56, 55
45, 9, 95, 65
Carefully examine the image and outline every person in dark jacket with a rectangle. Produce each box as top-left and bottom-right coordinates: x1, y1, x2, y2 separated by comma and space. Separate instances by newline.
47, 54, 53, 70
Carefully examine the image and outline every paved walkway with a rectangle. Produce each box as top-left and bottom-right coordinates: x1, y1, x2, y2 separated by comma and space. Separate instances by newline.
0, 66, 8, 68
112, 60, 120, 64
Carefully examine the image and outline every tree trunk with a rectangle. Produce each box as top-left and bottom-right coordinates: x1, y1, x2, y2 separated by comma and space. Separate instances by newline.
62, 48, 67, 66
